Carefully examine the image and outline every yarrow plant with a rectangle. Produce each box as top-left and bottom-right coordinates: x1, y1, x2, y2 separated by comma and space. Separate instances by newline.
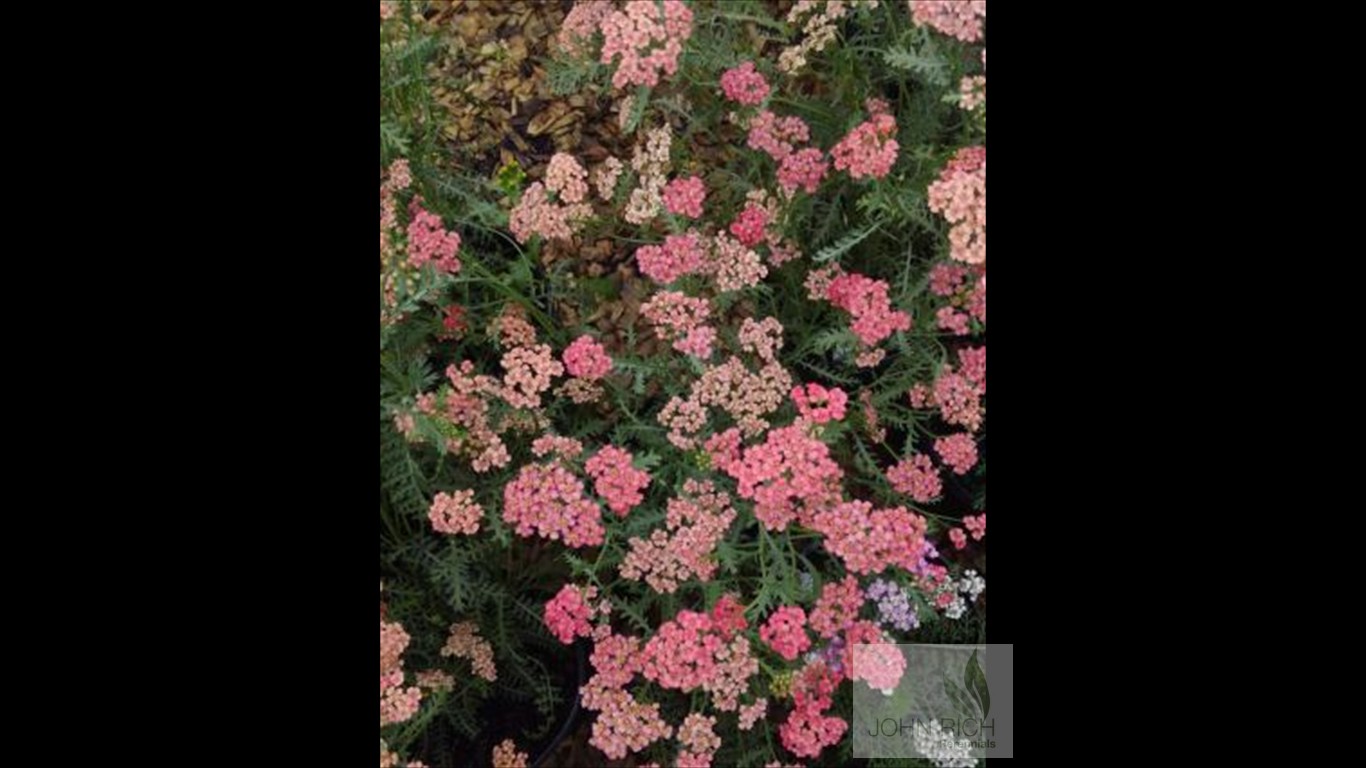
380, 0, 987, 763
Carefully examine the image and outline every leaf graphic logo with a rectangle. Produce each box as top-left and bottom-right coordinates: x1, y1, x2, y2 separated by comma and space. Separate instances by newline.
941, 649, 990, 720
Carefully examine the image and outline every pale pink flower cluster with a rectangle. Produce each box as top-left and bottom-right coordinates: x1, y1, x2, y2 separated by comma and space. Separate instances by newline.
563, 335, 613, 380
739, 698, 769, 730
927, 146, 986, 265
379, 160, 410, 264
659, 395, 709, 450
703, 232, 766, 292
704, 427, 743, 475
937, 305, 970, 335
428, 489, 483, 535
415, 669, 455, 692
544, 584, 600, 644
640, 290, 715, 359
792, 383, 848, 424
380, 1, 396, 21
933, 366, 984, 431
587, 686, 674, 759
500, 343, 564, 410
831, 107, 899, 180
441, 621, 497, 682
826, 272, 911, 359
738, 316, 785, 362
509, 181, 591, 243
778, 147, 830, 196
852, 640, 907, 695
726, 424, 844, 530
887, 454, 943, 503
908, 0, 987, 42
626, 125, 672, 223
557, 0, 615, 56
585, 445, 651, 516
662, 175, 706, 218
502, 461, 605, 547
804, 263, 843, 300
720, 61, 770, 105
492, 309, 540, 349
621, 480, 736, 593
760, 606, 812, 660
780, 659, 848, 758
934, 432, 978, 475
531, 433, 585, 460
964, 512, 986, 540
406, 201, 463, 274
413, 361, 510, 473
693, 356, 794, 437
677, 712, 722, 765
636, 231, 706, 284
600, 0, 694, 89
779, 1, 879, 74
381, 619, 422, 726
808, 575, 864, 639
546, 152, 591, 204
959, 345, 985, 392
960, 74, 986, 110
491, 739, 530, 768
846, 625, 901, 691
593, 156, 624, 201
811, 501, 930, 575
747, 111, 811, 161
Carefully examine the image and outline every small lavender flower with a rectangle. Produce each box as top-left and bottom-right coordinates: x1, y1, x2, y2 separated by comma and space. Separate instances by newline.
867, 578, 919, 632
798, 571, 814, 593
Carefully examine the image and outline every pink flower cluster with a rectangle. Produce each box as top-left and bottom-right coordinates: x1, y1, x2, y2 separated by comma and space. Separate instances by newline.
428, 489, 483, 535
779, 660, 848, 758
811, 501, 930, 576
727, 425, 844, 530
960, 74, 986, 110
600, 0, 694, 89
964, 512, 986, 540
583, 685, 673, 759
707, 232, 768, 292
792, 383, 848, 424
509, 157, 593, 244
531, 433, 585, 460
585, 445, 650, 516
677, 712, 722, 766
406, 201, 463, 274
636, 231, 706, 284
662, 175, 706, 218
831, 107, 899, 180
414, 361, 510, 472
502, 461, 605, 547
729, 201, 770, 247
809, 575, 864, 639
658, 395, 709, 450
381, 619, 422, 726
491, 739, 530, 768
640, 290, 715, 359
692, 357, 793, 437
887, 454, 943, 503
441, 621, 497, 681
739, 698, 768, 730
563, 335, 613, 380
760, 606, 812, 660
927, 146, 986, 265
710, 593, 749, 638
909, 0, 987, 43
642, 609, 724, 690
641, 608, 758, 712
825, 272, 911, 363
747, 111, 811, 161
933, 366, 984, 431
778, 147, 830, 196
738, 317, 784, 362
720, 61, 770, 105
500, 343, 564, 410
851, 635, 907, 695
949, 527, 968, 549
621, 480, 736, 593
557, 0, 614, 56
544, 584, 599, 644
934, 432, 979, 475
